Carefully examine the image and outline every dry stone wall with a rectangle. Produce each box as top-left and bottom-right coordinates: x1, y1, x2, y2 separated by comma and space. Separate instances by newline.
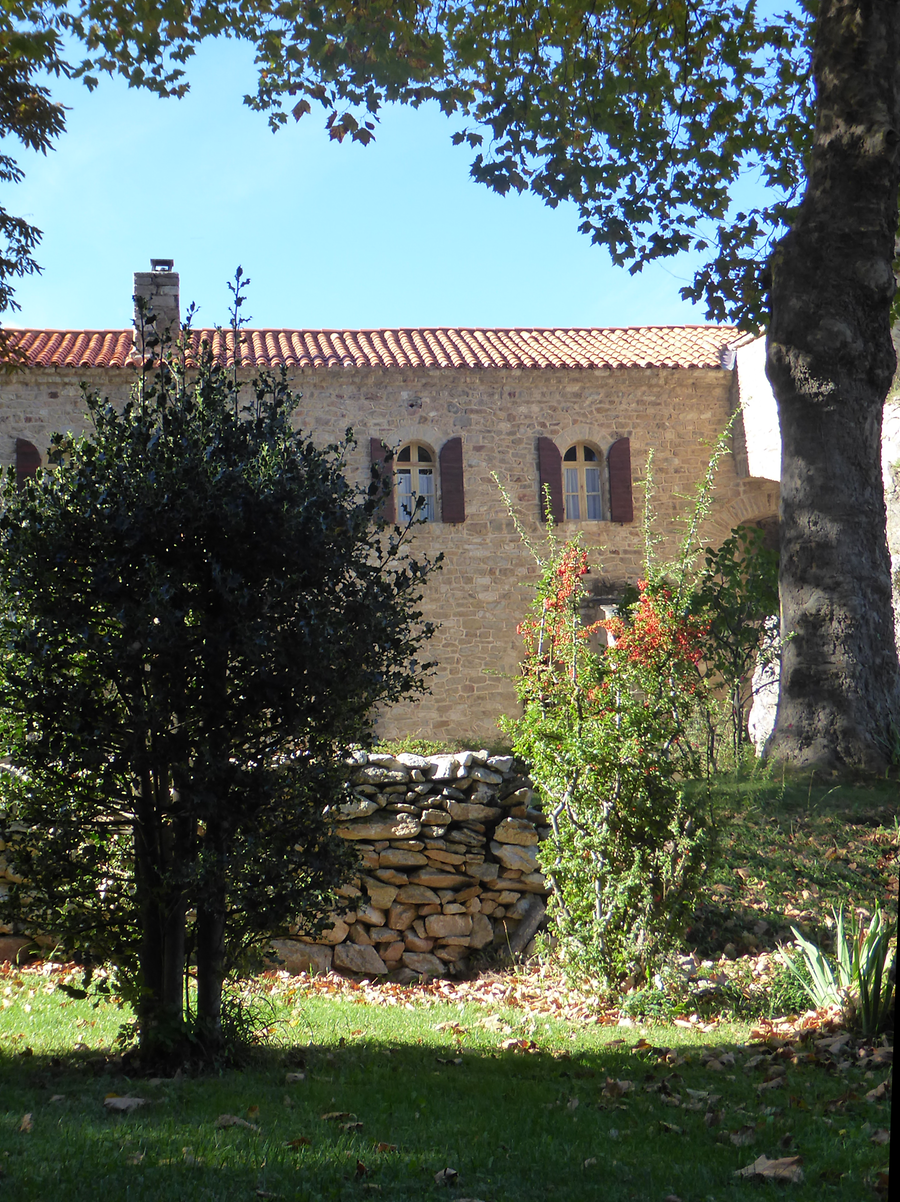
271, 749, 550, 981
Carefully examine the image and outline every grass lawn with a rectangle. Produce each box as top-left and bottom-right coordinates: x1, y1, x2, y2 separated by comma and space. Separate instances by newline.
0, 772, 894, 1201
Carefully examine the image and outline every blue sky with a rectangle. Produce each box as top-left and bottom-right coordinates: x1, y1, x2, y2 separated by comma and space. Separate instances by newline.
8, 40, 713, 332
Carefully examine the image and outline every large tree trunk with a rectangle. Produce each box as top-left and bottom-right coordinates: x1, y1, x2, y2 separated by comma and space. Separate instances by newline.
766, 0, 900, 773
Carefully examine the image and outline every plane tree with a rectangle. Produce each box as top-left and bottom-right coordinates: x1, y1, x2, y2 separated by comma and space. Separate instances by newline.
3, 0, 899, 771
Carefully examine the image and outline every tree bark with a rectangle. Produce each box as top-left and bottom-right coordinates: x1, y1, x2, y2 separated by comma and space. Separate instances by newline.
766, 0, 900, 773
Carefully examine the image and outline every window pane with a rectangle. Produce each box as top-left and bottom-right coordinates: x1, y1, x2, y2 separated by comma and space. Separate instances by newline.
585, 468, 601, 520
563, 446, 577, 461
564, 467, 580, 519
397, 445, 411, 462
398, 470, 414, 519
417, 446, 433, 463
583, 446, 597, 461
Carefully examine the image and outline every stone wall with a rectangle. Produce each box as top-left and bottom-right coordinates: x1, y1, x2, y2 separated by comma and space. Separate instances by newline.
0, 360, 778, 743
271, 749, 550, 981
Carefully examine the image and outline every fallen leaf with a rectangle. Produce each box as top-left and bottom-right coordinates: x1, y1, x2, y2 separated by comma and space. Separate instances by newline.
215, 1114, 259, 1131
355, 1159, 368, 1177
500, 1038, 539, 1052
735, 1155, 804, 1184
285, 1072, 306, 1084
103, 1096, 146, 1113
48, 1095, 65, 1104
340, 1121, 364, 1132
602, 1078, 634, 1098
435, 1056, 463, 1066
870, 1129, 891, 1145
729, 1125, 757, 1147
321, 1111, 356, 1122
658, 1121, 683, 1135
375, 1142, 397, 1153
182, 1147, 203, 1167
282, 1094, 294, 1108
19, 1113, 32, 1133
434, 1167, 459, 1185
566, 1096, 580, 1112
704, 1109, 723, 1128
126, 1152, 145, 1165
284, 1137, 312, 1148
866, 1080, 890, 1102
583, 1157, 598, 1169
247, 1105, 260, 1119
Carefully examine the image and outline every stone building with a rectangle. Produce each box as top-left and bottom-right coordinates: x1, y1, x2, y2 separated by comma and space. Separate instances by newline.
0, 260, 812, 743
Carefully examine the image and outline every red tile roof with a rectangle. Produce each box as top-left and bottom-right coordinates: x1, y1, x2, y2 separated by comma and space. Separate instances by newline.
3, 325, 738, 371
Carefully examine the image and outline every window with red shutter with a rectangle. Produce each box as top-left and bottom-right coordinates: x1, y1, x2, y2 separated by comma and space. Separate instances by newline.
439, 437, 465, 523
537, 437, 564, 524
369, 437, 396, 524
608, 437, 634, 523
15, 438, 41, 490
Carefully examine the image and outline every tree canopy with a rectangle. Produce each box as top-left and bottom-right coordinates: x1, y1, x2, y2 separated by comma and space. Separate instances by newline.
0, 316, 438, 1057
4, 0, 898, 772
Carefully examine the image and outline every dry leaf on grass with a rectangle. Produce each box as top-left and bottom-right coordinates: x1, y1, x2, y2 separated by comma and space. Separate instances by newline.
341, 1121, 364, 1132
181, 1147, 203, 1167
284, 1137, 312, 1148
321, 1111, 356, 1122
49, 1095, 65, 1104
103, 1096, 146, 1113
355, 1159, 368, 1177
870, 1129, 891, 1145
375, 1142, 397, 1153
215, 1114, 259, 1131
866, 1079, 890, 1102
602, 1078, 634, 1098
583, 1158, 598, 1169
729, 1125, 758, 1147
500, 1038, 539, 1052
658, 1121, 683, 1136
735, 1155, 804, 1184
285, 1072, 306, 1083
18, 1113, 32, 1133
434, 1167, 459, 1185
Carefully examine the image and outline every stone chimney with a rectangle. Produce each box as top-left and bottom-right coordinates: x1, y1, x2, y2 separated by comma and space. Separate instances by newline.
133, 258, 180, 355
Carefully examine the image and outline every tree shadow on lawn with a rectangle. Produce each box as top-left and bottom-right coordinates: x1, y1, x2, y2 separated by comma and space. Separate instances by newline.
0, 1022, 890, 1202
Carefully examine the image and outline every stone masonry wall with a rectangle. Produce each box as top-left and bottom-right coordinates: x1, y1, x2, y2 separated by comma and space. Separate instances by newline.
0, 361, 778, 744
270, 748, 550, 981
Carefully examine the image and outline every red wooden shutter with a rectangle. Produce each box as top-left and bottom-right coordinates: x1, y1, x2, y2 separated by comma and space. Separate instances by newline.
439, 437, 465, 523
16, 438, 41, 489
369, 437, 396, 524
537, 437, 564, 524
608, 437, 634, 523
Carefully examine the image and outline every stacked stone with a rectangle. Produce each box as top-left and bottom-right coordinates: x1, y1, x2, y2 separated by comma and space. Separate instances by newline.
272, 750, 550, 980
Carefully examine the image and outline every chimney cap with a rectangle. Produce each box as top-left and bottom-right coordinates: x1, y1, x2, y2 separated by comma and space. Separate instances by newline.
150, 258, 174, 272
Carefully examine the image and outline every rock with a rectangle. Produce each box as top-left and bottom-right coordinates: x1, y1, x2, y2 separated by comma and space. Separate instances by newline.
367, 754, 410, 771
355, 903, 387, 926
500, 786, 534, 807
421, 809, 450, 825
445, 828, 484, 847
318, 918, 350, 945
396, 753, 432, 769
494, 817, 539, 846
348, 922, 374, 945
468, 862, 500, 882
269, 939, 333, 975
361, 876, 399, 910
447, 801, 502, 822
487, 755, 515, 773
469, 913, 494, 949
401, 952, 446, 977
338, 814, 421, 841
515, 871, 549, 894
374, 868, 409, 885
355, 765, 409, 785
381, 940, 405, 964
368, 927, 401, 942
425, 913, 473, 938
441, 903, 466, 915
410, 869, 470, 889
403, 933, 435, 952
434, 945, 469, 963
469, 765, 503, 784
0, 936, 36, 964
387, 902, 418, 930
490, 840, 539, 872
335, 797, 381, 819
426, 849, 466, 865
429, 755, 459, 781
333, 942, 388, 975
395, 884, 441, 904
379, 847, 428, 867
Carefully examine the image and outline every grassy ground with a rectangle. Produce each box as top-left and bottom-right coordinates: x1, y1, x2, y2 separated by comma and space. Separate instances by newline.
0, 772, 894, 1201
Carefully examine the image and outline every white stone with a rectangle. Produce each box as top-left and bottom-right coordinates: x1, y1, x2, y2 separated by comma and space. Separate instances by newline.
333, 942, 388, 975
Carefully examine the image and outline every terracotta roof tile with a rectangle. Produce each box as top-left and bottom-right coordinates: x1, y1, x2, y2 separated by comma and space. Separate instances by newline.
3, 325, 738, 371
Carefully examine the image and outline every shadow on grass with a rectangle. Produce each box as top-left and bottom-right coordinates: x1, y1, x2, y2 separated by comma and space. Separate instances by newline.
0, 1018, 891, 1202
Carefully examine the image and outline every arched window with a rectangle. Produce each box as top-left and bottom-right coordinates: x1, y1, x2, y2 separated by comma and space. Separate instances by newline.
397, 442, 436, 522
563, 444, 603, 520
